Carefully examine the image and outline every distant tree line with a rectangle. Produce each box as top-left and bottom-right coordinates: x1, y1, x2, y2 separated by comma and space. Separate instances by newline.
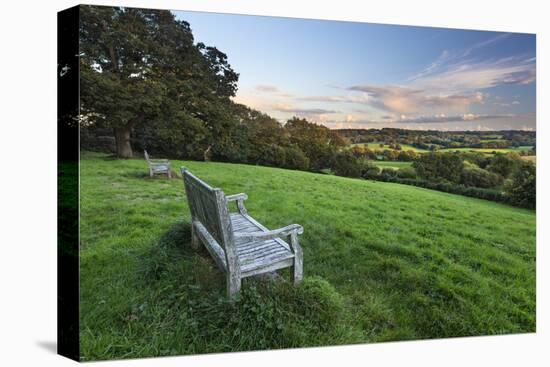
339, 128, 536, 152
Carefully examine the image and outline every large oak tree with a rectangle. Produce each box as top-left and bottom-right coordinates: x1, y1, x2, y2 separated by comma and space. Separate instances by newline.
79, 6, 238, 158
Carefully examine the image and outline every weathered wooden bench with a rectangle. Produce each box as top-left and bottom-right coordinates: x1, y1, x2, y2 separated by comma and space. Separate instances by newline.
144, 150, 171, 178
181, 168, 304, 298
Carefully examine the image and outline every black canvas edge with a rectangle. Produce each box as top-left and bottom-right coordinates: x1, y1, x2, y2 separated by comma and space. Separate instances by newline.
58, 4, 80, 362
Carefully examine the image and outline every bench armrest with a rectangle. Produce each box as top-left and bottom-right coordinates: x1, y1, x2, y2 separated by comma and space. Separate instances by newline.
148, 159, 170, 164
226, 193, 248, 202
227, 193, 248, 214
234, 224, 303, 242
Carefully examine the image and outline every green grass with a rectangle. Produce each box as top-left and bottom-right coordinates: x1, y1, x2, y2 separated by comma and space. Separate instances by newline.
440, 146, 534, 154
479, 139, 507, 143
80, 152, 535, 360
351, 142, 429, 153
350, 142, 534, 156
480, 134, 503, 140
371, 161, 413, 170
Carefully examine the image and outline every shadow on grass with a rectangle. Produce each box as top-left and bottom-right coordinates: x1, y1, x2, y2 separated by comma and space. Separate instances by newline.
101, 154, 120, 161
122, 170, 181, 180
140, 219, 197, 281
109, 219, 359, 357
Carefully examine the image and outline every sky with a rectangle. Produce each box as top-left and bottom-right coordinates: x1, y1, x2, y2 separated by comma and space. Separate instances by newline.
173, 10, 536, 131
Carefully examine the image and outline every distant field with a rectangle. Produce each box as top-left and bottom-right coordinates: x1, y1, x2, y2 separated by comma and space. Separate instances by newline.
351, 142, 429, 153
479, 139, 507, 143
351, 142, 534, 156
440, 146, 534, 154
479, 134, 504, 140
371, 161, 413, 170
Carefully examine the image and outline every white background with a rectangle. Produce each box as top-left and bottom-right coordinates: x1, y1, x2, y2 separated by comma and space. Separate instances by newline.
0, 0, 547, 365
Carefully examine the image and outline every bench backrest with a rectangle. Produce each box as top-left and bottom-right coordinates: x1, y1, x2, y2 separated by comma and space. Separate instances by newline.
144, 150, 151, 162
182, 169, 234, 253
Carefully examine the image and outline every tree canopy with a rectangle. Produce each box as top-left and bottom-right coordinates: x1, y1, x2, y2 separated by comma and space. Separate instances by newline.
79, 6, 238, 157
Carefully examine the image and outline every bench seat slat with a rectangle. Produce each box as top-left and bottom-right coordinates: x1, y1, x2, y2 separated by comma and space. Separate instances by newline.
238, 243, 289, 260
229, 213, 295, 274
237, 240, 283, 255
230, 213, 291, 252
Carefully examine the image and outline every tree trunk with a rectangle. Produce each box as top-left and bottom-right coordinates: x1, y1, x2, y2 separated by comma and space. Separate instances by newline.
203, 145, 212, 161
114, 126, 133, 158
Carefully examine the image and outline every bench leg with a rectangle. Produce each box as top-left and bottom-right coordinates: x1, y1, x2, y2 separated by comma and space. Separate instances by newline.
290, 234, 303, 284
167, 170, 172, 179
291, 255, 303, 285
149, 168, 153, 178
227, 272, 241, 299
191, 224, 200, 250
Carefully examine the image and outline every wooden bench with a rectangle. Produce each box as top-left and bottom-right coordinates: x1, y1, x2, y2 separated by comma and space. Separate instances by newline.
144, 150, 171, 178
181, 168, 304, 298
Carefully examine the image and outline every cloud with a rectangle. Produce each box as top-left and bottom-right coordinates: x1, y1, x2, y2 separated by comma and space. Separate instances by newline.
493, 99, 521, 107
410, 58, 535, 94
461, 33, 511, 57
407, 43, 536, 94
393, 113, 513, 124
347, 85, 421, 113
255, 84, 280, 93
255, 84, 294, 98
296, 94, 371, 104
403, 32, 536, 98
271, 103, 339, 115
346, 85, 484, 114
408, 49, 451, 80
321, 113, 515, 130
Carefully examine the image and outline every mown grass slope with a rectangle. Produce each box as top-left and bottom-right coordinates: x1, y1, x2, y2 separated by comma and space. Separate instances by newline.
79, 152, 535, 360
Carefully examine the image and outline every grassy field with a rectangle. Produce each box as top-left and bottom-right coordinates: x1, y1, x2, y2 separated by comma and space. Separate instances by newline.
480, 134, 503, 140
371, 161, 413, 170
439, 146, 534, 154
80, 152, 535, 360
351, 142, 429, 153
350, 142, 534, 156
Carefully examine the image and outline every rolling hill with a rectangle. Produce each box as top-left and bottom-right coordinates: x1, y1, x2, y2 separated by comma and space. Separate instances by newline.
79, 152, 536, 360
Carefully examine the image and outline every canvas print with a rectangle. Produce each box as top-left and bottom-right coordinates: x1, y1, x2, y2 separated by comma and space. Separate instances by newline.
58, 4, 536, 361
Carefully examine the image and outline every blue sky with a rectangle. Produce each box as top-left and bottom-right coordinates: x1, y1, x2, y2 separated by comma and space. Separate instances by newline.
173, 10, 536, 131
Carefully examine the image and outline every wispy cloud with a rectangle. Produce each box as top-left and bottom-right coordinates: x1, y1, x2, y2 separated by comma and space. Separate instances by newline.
346, 85, 484, 114
461, 33, 512, 57
255, 84, 294, 97
408, 49, 451, 80
321, 113, 516, 130
256, 84, 280, 93
410, 57, 536, 93
394, 113, 513, 124
272, 103, 339, 115
296, 94, 370, 104
407, 33, 535, 94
